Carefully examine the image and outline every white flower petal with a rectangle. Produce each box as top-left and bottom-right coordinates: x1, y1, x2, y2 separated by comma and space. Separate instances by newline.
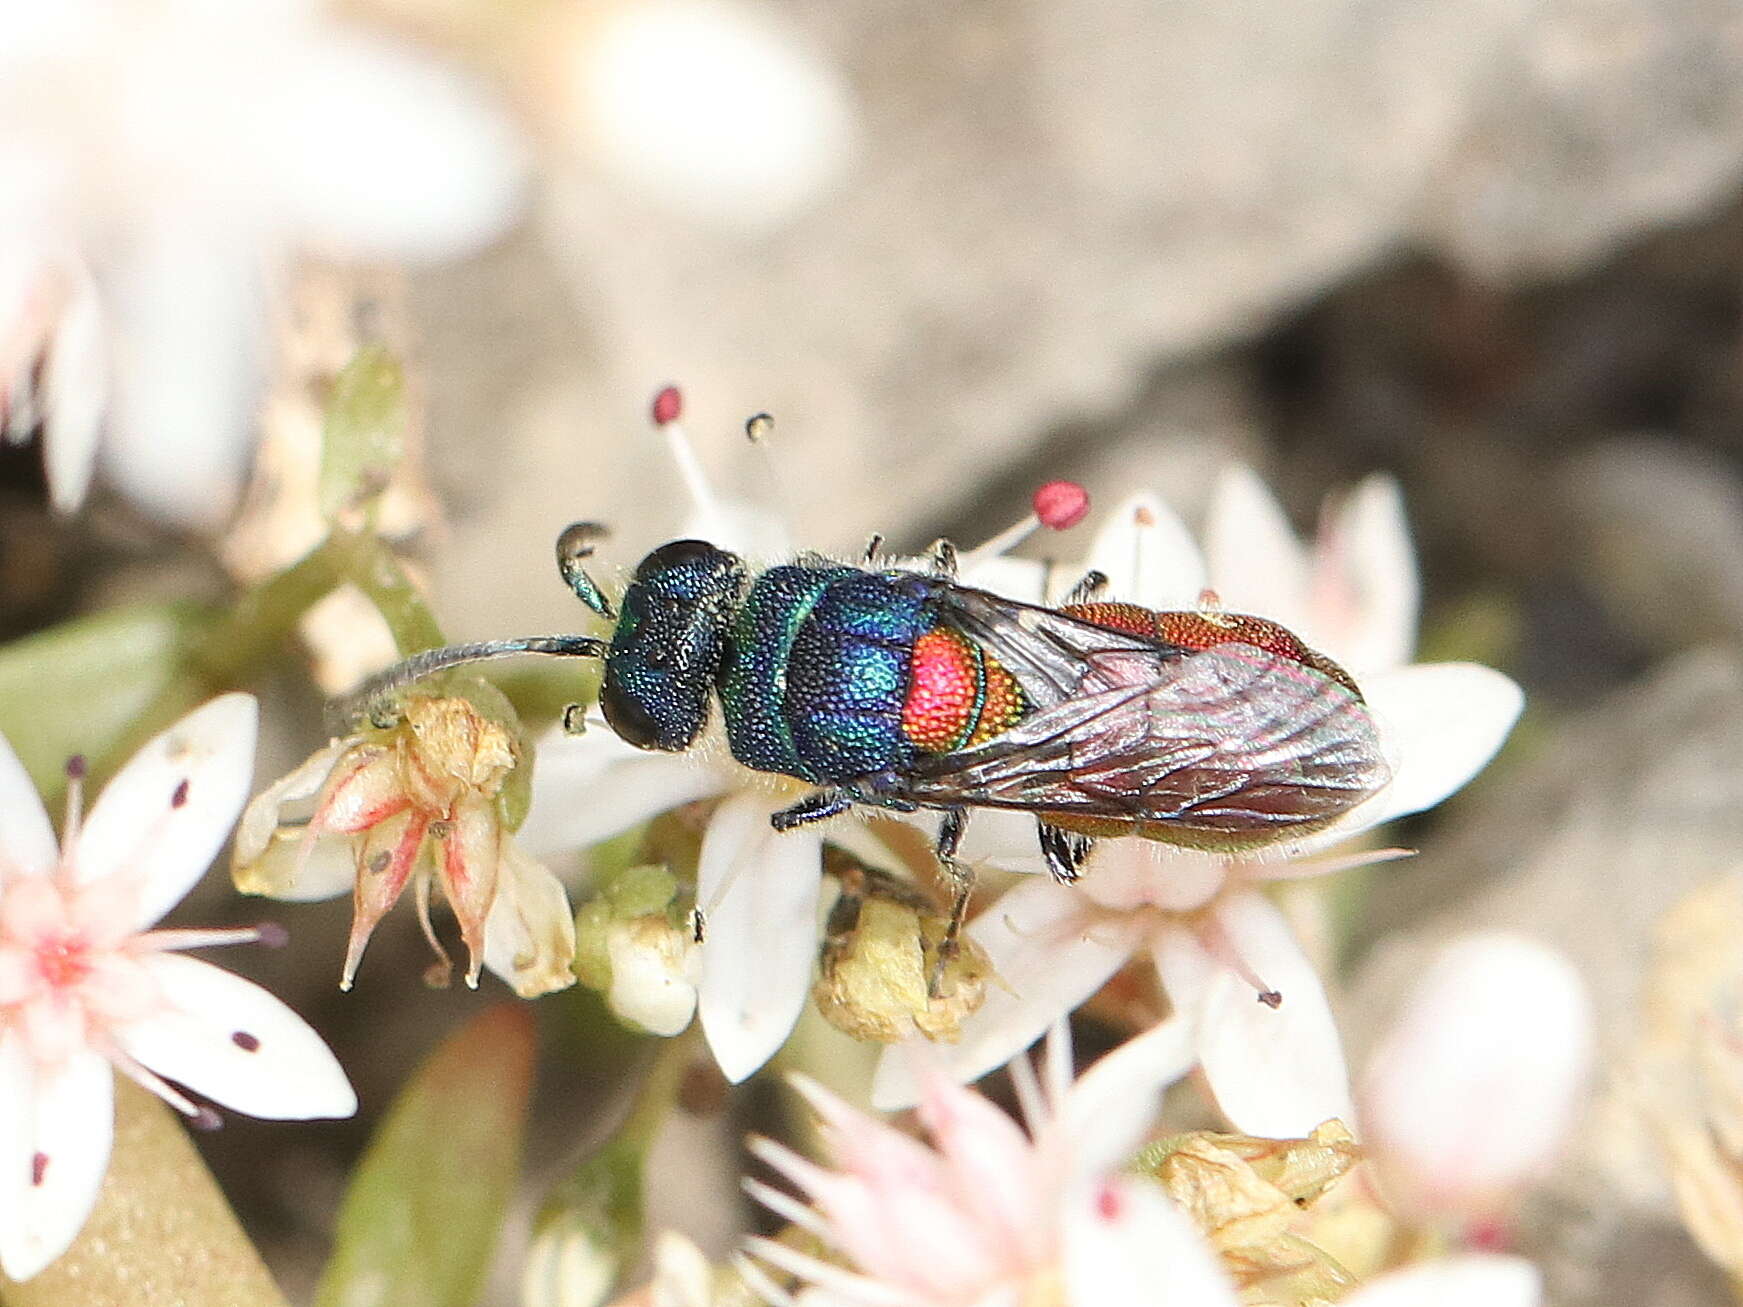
39, 256, 107, 516
871, 878, 1139, 1111
117, 953, 356, 1120
0, 727, 57, 881
573, 0, 854, 231
2, 1048, 112, 1283
232, 738, 347, 871
518, 727, 728, 858
1061, 1017, 1197, 1180
958, 555, 1049, 605
76, 694, 259, 930
1062, 1176, 1240, 1307
1360, 933, 1591, 1217
1310, 474, 1418, 674
1325, 662, 1523, 839
1203, 465, 1312, 632
696, 792, 823, 1082
482, 841, 579, 998
100, 237, 264, 528
262, 30, 524, 258
954, 808, 1049, 878
1344, 1255, 1541, 1307
1084, 492, 1206, 610
1152, 893, 1354, 1138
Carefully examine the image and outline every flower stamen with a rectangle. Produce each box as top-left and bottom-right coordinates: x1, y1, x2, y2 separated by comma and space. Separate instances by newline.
958, 480, 1090, 576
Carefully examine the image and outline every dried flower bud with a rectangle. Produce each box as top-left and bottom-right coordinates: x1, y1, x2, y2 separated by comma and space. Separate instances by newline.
812, 896, 990, 1044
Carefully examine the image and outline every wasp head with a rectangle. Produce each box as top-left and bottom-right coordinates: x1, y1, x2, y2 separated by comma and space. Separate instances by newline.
602, 539, 746, 751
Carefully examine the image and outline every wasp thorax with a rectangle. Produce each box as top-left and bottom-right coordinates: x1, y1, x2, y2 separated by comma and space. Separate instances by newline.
601, 539, 747, 752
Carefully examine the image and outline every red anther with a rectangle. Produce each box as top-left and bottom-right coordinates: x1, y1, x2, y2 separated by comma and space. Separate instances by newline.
1095, 1181, 1125, 1220
1033, 479, 1090, 530
651, 385, 683, 427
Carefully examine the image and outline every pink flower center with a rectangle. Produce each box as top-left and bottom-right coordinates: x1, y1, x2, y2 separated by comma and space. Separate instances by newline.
33, 930, 92, 991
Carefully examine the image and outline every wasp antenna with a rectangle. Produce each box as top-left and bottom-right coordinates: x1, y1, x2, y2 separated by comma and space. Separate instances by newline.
557, 520, 616, 618
329, 636, 610, 728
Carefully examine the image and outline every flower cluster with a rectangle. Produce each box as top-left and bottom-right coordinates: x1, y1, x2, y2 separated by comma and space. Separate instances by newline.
0, 696, 354, 1280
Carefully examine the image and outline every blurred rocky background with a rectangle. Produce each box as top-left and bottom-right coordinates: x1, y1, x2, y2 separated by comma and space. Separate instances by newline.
6, 0, 1743, 1303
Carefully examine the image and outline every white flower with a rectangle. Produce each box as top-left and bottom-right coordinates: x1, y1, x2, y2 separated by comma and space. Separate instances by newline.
741, 1018, 1241, 1307
519, 389, 1067, 1083
0, 0, 523, 525
562, 0, 855, 230
232, 695, 577, 999
0, 694, 356, 1281
1359, 932, 1592, 1227
874, 470, 1523, 1137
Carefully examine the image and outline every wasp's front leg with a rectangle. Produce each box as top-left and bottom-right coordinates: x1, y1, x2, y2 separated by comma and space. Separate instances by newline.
769, 788, 855, 831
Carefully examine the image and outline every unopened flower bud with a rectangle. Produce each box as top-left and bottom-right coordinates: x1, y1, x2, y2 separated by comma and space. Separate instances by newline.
574, 865, 699, 1036
812, 897, 990, 1044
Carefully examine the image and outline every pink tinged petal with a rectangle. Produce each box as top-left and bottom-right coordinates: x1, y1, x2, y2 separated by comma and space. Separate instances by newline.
1310, 474, 1418, 675
2, 1048, 112, 1283
1059, 1016, 1197, 1181
516, 728, 728, 856
1203, 465, 1312, 632
232, 824, 360, 903
913, 1071, 1047, 1252
73, 694, 259, 930
436, 795, 502, 989
342, 810, 427, 990
1343, 1255, 1541, 1307
696, 793, 823, 1082
1153, 893, 1354, 1138
1323, 662, 1524, 840
0, 728, 57, 880
1062, 1177, 1241, 1307
1085, 491, 1207, 611
310, 747, 407, 834
1360, 933, 1591, 1219
116, 952, 356, 1120
38, 257, 107, 516
481, 839, 577, 998
871, 878, 1139, 1111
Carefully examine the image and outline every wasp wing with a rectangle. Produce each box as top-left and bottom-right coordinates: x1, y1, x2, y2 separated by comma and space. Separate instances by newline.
886, 642, 1389, 841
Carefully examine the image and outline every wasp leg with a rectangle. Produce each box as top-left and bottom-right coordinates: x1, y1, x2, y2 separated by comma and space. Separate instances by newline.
927, 538, 960, 579
1036, 821, 1093, 883
930, 806, 976, 995
770, 788, 855, 832
863, 532, 884, 564
560, 704, 588, 735
1060, 568, 1109, 605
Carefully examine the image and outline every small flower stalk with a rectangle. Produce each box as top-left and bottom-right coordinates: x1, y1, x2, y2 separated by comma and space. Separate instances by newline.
233, 693, 577, 998
0, 694, 355, 1281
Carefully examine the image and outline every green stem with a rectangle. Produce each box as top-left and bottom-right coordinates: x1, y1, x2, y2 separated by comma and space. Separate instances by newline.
327, 528, 446, 656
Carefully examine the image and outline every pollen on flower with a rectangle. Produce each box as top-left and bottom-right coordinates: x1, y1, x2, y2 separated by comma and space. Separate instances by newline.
652, 384, 683, 426
231, 1030, 261, 1052
1033, 479, 1090, 530
31, 1153, 46, 1187
171, 778, 190, 808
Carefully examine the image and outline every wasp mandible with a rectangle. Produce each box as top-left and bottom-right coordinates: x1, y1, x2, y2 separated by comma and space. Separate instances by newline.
345, 394, 1390, 953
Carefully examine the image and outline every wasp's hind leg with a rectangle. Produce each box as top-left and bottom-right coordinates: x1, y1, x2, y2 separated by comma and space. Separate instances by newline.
1060, 569, 1109, 606
1037, 820, 1093, 883
930, 806, 977, 995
